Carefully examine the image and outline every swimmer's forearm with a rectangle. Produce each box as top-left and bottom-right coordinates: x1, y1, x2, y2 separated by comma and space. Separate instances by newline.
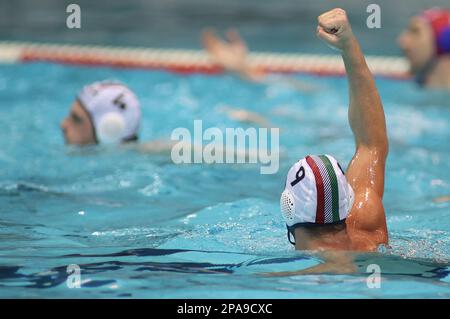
238, 65, 266, 83
260, 261, 356, 277
342, 38, 388, 152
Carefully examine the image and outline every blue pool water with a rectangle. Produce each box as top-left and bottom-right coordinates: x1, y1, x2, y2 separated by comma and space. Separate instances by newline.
0, 62, 449, 298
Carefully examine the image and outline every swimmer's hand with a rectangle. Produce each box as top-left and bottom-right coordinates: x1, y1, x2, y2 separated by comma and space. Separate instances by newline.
202, 28, 266, 82
316, 8, 356, 52
433, 195, 450, 203
259, 251, 357, 277
259, 262, 356, 277
202, 28, 249, 73
217, 105, 271, 128
135, 139, 176, 154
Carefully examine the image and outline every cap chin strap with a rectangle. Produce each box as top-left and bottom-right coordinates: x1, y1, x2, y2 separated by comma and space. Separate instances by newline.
415, 56, 438, 86
287, 226, 296, 246
96, 112, 126, 144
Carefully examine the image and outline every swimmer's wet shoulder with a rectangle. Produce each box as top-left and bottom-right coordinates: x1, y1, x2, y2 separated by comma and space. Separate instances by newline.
345, 188, 389, 251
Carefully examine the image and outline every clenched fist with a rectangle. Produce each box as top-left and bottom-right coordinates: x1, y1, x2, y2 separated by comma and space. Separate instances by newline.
316, 8, 356, 52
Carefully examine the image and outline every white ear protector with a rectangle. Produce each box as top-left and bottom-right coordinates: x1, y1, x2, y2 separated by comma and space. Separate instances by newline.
280, 189, 296, 224
96, 112, 126, 144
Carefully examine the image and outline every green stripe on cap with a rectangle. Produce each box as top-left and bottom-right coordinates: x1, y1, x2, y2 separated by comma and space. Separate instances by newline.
319, 155, 340, 222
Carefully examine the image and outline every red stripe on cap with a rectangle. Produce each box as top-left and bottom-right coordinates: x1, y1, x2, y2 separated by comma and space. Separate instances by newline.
305, 156, 325, 224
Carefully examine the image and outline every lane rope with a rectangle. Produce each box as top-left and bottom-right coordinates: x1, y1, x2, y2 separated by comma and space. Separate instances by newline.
0, 41, 410, 79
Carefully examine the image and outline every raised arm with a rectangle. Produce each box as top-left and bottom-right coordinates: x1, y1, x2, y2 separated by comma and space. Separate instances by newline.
317, 9, 388, 242
317, 8, 388, 192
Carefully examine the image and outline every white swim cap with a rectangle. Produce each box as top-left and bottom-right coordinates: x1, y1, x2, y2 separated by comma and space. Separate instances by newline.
77, 81, 141, 144
280, 155, 354, 244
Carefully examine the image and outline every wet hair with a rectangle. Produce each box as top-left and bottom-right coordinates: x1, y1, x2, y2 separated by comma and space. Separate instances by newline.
298, 221, 347, 234
287, 220, 346, 245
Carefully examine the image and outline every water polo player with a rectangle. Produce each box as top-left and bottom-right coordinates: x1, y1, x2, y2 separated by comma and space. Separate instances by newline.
280, 8, 389, 252
398, 7, 450, 89
61, 81, 141, 145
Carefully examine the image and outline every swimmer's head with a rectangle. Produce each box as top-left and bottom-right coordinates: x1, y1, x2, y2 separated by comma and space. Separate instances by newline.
280, 155, 354, 248
398, 8, 450, 75
61, 81, 141, 145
